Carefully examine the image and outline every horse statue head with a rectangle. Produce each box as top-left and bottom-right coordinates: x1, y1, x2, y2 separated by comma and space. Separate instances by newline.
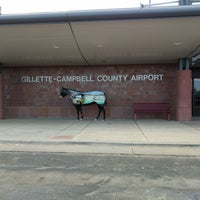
59, 87, 72, 98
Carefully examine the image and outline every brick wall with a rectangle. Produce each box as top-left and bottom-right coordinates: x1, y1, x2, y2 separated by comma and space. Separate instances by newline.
3, 64, 178, 119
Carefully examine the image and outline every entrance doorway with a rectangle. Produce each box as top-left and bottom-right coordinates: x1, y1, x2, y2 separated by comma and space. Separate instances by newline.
192, 71, 200, 116
193, 78, 200, 116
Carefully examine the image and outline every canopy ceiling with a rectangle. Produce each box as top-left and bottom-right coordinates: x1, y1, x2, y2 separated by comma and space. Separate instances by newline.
0, 5, 200, 67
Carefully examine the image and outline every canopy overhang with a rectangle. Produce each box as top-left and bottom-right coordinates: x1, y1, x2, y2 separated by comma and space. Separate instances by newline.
0, 5, 200, 67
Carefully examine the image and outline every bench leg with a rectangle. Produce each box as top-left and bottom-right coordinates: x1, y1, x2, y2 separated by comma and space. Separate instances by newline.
134, 113, 137, 120
168, 113, 171, 120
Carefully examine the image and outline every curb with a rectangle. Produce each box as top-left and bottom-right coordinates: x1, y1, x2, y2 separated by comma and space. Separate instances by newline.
1, 140, 200, 147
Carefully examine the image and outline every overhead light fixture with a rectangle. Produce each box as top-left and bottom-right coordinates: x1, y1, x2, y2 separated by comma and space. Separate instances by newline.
97, 44, 103, 48
53, 45, 60, 49
174, 42, 181, 45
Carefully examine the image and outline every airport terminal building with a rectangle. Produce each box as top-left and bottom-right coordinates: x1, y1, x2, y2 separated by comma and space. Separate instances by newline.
0, 3, 200, 121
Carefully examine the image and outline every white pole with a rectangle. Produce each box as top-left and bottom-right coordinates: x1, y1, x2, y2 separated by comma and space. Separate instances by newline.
149, 0, 151, 7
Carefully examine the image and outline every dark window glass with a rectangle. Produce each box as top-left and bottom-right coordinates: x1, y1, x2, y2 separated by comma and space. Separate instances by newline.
193, 78, 200, 116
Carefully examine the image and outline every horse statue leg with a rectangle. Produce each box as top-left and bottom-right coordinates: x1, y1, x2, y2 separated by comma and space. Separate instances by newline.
74, 104, 80, 120
95, 105, 105, 120
74, 104, 83, 120
79, 106, 84, 120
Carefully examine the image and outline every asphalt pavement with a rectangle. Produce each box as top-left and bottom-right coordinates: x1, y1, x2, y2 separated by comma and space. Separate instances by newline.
0, 118, 200, 156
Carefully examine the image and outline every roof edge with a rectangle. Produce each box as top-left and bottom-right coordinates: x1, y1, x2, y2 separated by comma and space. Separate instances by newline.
0, 12, 68, 24
69, 5, 200, 21
0, 5, 200, 24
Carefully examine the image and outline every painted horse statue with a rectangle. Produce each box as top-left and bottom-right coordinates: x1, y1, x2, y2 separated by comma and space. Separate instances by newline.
59, 87, 107, 120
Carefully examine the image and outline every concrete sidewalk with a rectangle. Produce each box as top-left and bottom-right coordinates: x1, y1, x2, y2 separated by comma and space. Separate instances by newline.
0, 118, 200, 156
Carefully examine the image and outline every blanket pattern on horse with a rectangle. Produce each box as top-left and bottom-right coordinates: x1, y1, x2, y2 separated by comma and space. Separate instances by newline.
72, 91, 106, 105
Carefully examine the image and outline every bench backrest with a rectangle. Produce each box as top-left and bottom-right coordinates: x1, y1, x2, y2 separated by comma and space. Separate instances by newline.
134, 103, 170, 111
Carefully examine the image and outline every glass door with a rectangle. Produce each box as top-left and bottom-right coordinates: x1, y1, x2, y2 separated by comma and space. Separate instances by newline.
193, 78, 200, 116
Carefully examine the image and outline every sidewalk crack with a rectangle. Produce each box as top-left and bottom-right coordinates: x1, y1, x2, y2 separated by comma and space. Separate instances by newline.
134, 121, 149, 142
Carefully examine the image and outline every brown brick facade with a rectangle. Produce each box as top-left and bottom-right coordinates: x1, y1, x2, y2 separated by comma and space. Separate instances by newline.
3, 64, 178, 119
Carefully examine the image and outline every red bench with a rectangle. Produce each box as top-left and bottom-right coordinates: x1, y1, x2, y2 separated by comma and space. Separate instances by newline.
133, 103, 171, 120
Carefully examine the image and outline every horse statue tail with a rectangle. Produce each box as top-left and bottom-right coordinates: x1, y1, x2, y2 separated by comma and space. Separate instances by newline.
104, 92, 107, 106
